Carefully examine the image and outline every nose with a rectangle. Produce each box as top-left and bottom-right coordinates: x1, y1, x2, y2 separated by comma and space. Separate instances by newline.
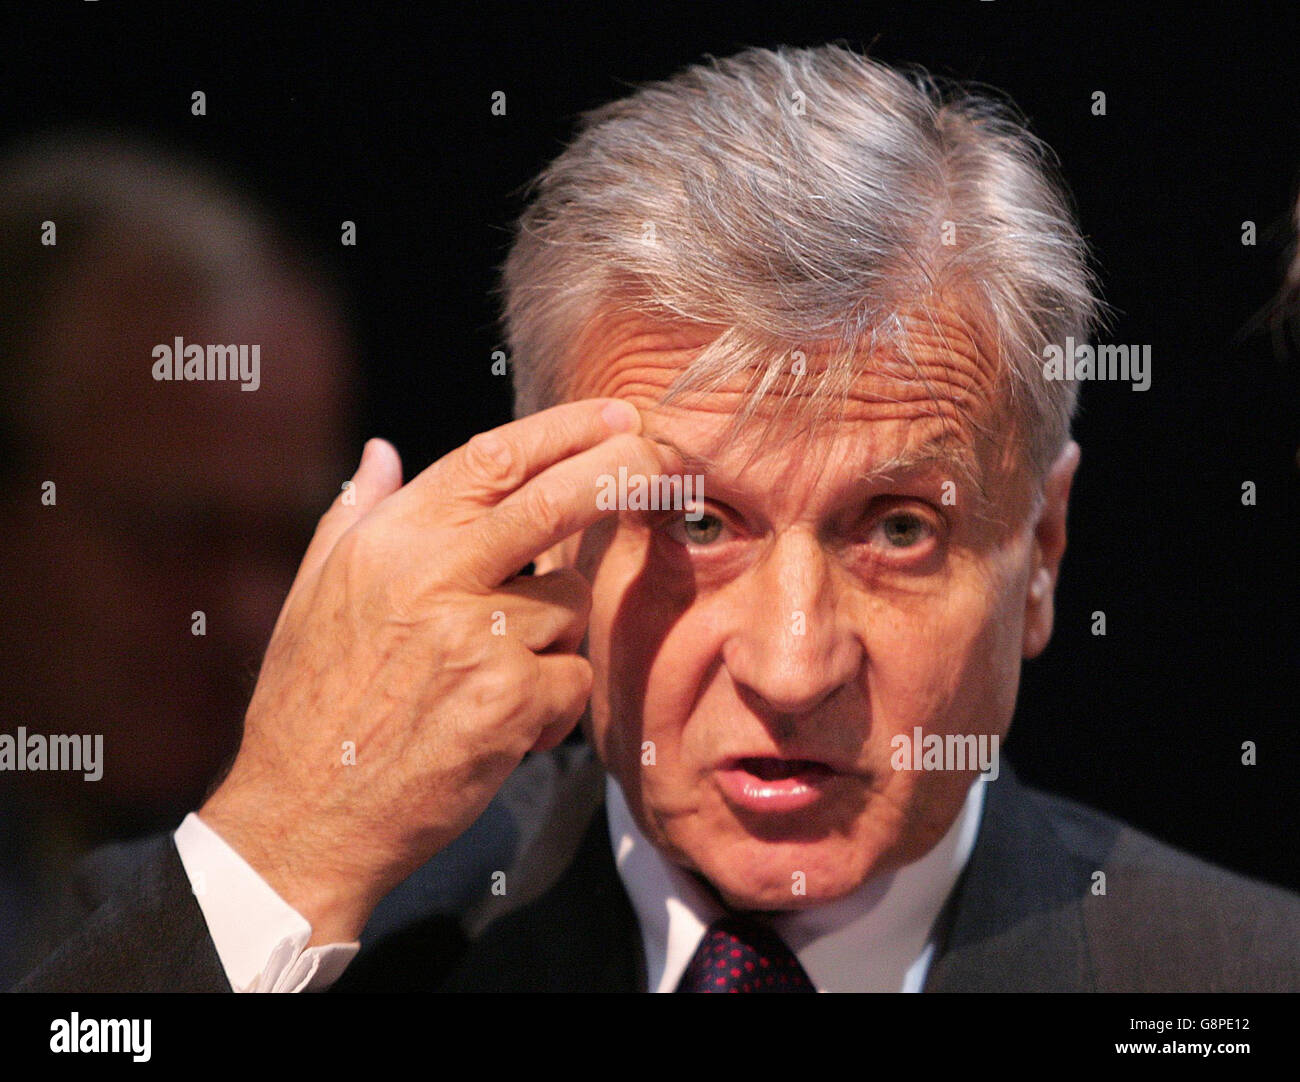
721, 528, 863, 717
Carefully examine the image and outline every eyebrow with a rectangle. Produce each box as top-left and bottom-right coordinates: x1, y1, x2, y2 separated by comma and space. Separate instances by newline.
648, 431, 982, 495
645, 435, 721, 477
859, 435, 979, 486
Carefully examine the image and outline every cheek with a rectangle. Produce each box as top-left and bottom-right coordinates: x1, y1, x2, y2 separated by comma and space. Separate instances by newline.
894, 556, 1024, 728
581, 527, 678, 767
860, 550, 1029, 743
582, 527, 725, 795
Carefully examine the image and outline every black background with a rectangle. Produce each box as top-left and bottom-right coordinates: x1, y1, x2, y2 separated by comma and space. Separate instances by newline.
2, 1, 1297, 891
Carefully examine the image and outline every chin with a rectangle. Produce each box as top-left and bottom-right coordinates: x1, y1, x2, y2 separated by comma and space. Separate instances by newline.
670, 816, 887, 913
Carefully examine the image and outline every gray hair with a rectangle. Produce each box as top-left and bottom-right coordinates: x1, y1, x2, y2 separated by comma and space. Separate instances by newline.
500, 44, 1102, 482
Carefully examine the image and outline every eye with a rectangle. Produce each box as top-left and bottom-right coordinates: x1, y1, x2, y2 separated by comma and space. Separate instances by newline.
664, 510, 729, 547
873, 511, 933, 549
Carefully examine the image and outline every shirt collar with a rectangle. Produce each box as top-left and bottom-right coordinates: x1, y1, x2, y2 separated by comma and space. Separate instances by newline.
606, 775, 986, 992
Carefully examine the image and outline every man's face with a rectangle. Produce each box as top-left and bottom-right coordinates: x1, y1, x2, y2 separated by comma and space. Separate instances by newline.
551, 310, 1074, 911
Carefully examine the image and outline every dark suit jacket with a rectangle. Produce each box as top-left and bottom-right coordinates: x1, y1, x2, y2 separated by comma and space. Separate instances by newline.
14, 749, 1300, 992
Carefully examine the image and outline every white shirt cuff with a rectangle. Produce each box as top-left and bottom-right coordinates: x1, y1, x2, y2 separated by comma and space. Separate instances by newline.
173, 812, 359, 992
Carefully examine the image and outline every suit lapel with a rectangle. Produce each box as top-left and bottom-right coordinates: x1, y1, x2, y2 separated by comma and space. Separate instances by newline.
441, 802, 643, 992
923, 766, 1103, 991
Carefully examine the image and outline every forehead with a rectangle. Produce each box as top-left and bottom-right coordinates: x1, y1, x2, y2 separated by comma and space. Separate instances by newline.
567, 309, 1015, 500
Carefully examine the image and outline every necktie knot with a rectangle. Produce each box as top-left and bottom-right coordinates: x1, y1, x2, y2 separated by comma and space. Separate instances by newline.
676, 915, 815, 993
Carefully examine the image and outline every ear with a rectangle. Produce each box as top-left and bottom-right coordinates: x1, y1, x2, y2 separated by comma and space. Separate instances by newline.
1022, 440, 1080, 659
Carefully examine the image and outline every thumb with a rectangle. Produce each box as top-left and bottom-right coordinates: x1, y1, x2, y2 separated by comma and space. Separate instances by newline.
347, 437, 404, 516
291, 438, 404, 593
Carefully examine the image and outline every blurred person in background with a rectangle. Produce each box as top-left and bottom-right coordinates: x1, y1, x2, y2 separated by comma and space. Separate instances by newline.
0, 133, 356, 983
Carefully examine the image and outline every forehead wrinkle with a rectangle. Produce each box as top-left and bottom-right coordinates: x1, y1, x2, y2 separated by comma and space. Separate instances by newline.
566, 311, 723, 400
645, 413, 988, 511
874, 307, 1000, 427
574, 311, 998, 427
574, 309, 1014, 515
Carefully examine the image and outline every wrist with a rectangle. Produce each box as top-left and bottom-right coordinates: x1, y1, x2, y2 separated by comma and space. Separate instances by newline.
198, 784, 377, 946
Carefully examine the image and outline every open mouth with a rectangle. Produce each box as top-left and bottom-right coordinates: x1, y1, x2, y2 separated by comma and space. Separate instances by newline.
735, 757, 833, 782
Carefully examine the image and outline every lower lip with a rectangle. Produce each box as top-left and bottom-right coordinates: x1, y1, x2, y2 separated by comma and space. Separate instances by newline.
715, 765, 835, 813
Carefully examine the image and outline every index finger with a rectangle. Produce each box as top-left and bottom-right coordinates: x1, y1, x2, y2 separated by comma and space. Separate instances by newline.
451, 430, 686, 587
404, 398, 642, 513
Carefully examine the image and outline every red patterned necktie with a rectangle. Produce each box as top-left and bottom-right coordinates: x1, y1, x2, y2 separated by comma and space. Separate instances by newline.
676, 915, 815, 993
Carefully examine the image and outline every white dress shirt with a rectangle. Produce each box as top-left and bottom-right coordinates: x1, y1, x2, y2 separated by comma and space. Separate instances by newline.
173, 814, 358, 992
606, 775, 986, 992
174, 775, 985, 992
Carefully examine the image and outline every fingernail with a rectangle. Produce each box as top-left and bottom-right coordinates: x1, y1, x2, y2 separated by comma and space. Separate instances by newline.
601, 400, 638, 433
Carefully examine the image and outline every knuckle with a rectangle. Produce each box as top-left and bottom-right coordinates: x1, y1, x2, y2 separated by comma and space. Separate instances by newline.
462, 432, 517, 486
514, 483, 566, 539
328, 521, 376, 569
477, 656, 536, 719
425, 603, 476, 655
